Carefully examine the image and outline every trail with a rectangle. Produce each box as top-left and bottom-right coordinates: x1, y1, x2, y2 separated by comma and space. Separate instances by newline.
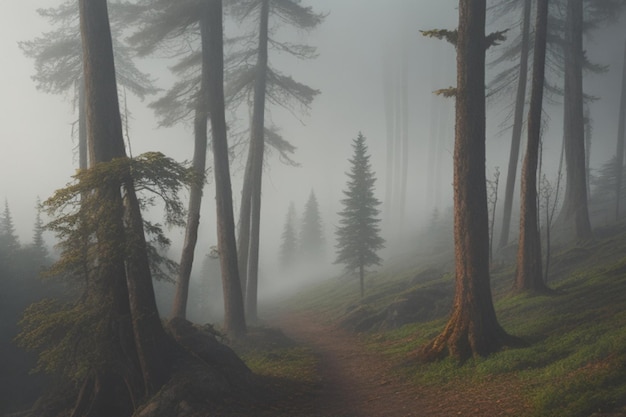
275, 313, 530, 417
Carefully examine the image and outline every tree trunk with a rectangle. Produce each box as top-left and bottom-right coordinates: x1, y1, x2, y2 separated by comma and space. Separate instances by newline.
237, 149, 253, 297
615, 40, 626, 220
399, 44, 409, 233
244, 0, 270, 322
359, 263, 364, 299
418, 0, 516, 362
498, 0, 531, 249
515, 0, 549, 293
558, 0, 592, 240
78, 80, 88, 170
171, 28, 210, 319
383, 53, 395, 228
80, 0, 170, 402
203, 0, 247, 337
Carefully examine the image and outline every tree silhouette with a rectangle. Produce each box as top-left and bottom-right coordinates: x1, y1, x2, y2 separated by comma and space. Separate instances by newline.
299, 190, 324, 261
335, 133, 385, 299
279, 202, 298, 269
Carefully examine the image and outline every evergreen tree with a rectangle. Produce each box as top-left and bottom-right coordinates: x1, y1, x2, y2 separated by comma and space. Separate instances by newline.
299, 190, 324, 261
0, 200, 20, 255
30, 197, 48, 264
279, 202, 298, 269
335, 133, 385, 298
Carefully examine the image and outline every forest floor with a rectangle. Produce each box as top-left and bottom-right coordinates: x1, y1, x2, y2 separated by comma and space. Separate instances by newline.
252, 312, 533, 417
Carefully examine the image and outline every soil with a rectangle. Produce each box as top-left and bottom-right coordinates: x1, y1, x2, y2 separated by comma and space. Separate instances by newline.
259, 313, 533, 417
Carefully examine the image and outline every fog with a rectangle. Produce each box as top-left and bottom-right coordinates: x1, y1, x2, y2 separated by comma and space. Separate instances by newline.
1, 1, 625, 314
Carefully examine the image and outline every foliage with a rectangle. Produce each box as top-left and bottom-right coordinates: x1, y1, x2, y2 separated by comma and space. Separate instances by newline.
335, 133, 385, 274
17, 152, 193, 378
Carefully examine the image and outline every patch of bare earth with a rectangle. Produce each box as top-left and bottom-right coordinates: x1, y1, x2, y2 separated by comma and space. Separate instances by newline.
274, 314, 532, 417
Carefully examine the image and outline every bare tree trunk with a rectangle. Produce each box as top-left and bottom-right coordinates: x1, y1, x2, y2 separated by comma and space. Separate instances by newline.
359, 263, 364, 299
515, 0, 549, 293
78, 80, 88, 170
399, 43, 410, 232
171, 50, 209, 319
383, 53, 395, 228
558, 0, 592, 240
237, 150, 253, 297
615, 40, 626, 220
203, 0, 247, 337
498, 0, 531, 249
418, 0, 516, 362
244, 0, 270, 322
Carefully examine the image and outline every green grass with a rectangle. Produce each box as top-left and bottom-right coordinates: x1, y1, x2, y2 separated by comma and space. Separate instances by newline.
276, 225, 626, 416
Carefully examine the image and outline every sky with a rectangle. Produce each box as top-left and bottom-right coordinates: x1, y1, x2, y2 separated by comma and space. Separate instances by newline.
0, 1, 625, 280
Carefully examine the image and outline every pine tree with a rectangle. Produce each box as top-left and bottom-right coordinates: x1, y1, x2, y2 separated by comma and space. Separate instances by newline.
299, 190, 324, 261
279, 202, 298, 269
30, 197, 48, 263
0, 200, 20, 256
335, 132, 385, 298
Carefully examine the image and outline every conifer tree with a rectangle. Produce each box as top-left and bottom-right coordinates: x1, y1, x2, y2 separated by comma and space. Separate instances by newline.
299, 190, 324, 261
279, 202, 298, 269
0, 200, 20, 256
335, 133, 385, 298
30, 197, 48, 263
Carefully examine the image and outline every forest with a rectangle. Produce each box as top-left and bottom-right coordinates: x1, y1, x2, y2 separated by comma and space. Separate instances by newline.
2, 0, 626, 416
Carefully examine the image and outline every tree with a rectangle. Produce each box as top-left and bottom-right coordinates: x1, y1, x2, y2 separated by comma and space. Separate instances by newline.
203, 0, 247, 337
20, 0, 156, 171
614, 40, 626, 219
335, 132, 385, 299
279, 202, 298, 269
30, 197, 48, 264
79, 0, 171, 401
418, 0, 517, 362
0, 200, 20, 256
229, 0, 324, 321
515, 0, 550, 293
558, 0, 592, 240
299, 190, 324, 261
495, 0, 532, 249
126, 0, 212, 321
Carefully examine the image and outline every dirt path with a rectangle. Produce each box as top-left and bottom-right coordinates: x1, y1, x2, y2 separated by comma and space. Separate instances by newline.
275, 314, 531, 417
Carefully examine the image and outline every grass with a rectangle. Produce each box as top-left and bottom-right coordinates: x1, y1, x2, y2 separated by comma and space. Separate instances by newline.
271, 225, 626, 416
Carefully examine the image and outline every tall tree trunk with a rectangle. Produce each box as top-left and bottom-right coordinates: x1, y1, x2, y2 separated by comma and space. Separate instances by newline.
418, 0, 515, 362
515, 0, 549, 293
359, 263, 364, 299
558, 0, 592, 240
237, 149, 253, 297
171, 29, 210, 319
615, 40, 626, 220
80, 0, 170, 400
78, 80, 88, 170
244, 0, 270, 322
498, 0, 531, 249
383, 53, 395, 228
399, 43, 409, 232
203, 0, 247, 337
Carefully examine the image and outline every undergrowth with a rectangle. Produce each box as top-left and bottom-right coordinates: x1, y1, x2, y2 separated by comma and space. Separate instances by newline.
280, 225, 626, 416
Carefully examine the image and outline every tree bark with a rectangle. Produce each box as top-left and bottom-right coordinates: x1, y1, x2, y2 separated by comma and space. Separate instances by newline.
171, 25, 210, 319
515, 0, 549, 293
498, 0, 531, 249
558, 0, 592, 240
614, 40, 626, 220
418, 0, 516, 362
203, 0, 247, 337
80, 0, 170, 401
243, 0, 270, 322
